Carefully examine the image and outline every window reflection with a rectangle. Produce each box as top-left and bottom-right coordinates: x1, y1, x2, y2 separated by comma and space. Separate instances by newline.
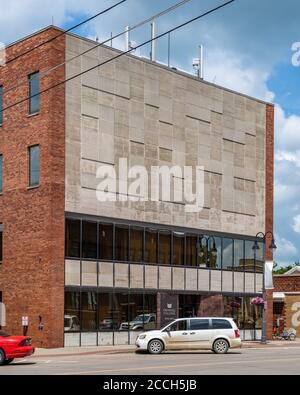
245, 241, 255, 273
234, 239, 244, 272
186, 235, 197, 267
99, 224, 113, 261
159, 231, 171, 265
173, 232, 185, 266
115, 226, 129, 262
222, 238, 233, 270
81, 291, 97, 331
65, 219, 80, 258
145, 229, 158, 264
65, 291, 80, 332
130, 228, 143, 262
82, 221, 97, 259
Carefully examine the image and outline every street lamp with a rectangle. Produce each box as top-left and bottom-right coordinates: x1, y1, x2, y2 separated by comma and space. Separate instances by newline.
252, 231, 277, 344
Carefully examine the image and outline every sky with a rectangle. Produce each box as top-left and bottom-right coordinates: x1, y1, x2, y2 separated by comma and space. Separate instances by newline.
0, 0, 300, 267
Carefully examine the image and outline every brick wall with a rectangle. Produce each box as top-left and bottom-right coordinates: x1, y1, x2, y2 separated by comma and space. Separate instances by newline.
265, 104, 275, 340
0, 27, 66, 348
274, 276, 300, 292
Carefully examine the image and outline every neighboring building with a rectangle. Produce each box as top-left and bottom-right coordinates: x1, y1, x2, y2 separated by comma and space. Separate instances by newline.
0, 26, 274, 348
273, 268, 300, 337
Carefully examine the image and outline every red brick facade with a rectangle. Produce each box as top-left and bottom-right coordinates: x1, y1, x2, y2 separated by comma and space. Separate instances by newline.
274, 275, 300, 292
0, 28, 66, 348
265, 104, 275, 340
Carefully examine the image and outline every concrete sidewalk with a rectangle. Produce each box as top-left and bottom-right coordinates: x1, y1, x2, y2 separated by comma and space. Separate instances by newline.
33, 340, 300, 358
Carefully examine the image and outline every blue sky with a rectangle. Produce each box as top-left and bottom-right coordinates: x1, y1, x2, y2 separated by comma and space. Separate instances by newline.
1, 0, 300, 266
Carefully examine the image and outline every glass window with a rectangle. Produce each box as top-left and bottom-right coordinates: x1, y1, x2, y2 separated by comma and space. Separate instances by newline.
186, 234, 197, 266
82, 221, 97, 259
209, 237, 222, 269
115, 225, 129, 262
0, 224, 3, 263
245, 240, 255, 272
168, 320, 187, 332
145, 229, 158, 264
0, 154, 2, 193
0, 86, 3, 125
222, 238, 233, 270
99, 224, 113, 261
65, 219, 80, 258
81, 291, 97, 331
234, 239, 244, 272
129, 294, 144, 331
255, 242, 264, 273
114, 293, 129, 331
28, 145, 40, 187
198, 236, 208, 268
130, 227, 143, 263
212, 319, 232, 329
98, 293, 116, 331
29, 72, 40, 114
173, 232, 185, 266
159, 231, 171, 265
223, 296, 243, 329
65, 291, 80, 332
190, 319, 210, 330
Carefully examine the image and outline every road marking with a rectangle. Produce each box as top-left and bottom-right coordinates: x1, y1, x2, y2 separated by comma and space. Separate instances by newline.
62, 356, 300, 375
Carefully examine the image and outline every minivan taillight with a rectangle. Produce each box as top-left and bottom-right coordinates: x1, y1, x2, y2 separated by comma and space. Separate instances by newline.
234, 330, 240, 339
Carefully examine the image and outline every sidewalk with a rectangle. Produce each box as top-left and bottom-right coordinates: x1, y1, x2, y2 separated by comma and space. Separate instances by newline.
34, 340, 300, 358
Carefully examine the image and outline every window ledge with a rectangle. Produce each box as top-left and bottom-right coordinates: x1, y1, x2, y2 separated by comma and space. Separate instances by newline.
27, 185, 40, 191
27, 112, 40, 118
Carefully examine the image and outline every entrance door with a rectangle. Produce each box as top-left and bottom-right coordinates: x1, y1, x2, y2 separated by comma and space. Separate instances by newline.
164, 319, 190, 350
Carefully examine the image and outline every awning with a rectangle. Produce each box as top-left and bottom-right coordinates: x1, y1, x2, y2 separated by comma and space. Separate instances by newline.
273, 292, 286, 301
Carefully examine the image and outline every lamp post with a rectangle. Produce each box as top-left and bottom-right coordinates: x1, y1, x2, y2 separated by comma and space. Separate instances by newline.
252, 231, 277, 344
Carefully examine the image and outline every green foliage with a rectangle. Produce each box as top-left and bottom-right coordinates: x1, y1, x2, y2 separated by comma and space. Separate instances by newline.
273, 262, 300, 275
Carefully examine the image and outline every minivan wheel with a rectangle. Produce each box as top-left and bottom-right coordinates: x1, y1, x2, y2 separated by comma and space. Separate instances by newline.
0, 350, 6, 366
213, 339, 229, 354
148, 339, 164, 354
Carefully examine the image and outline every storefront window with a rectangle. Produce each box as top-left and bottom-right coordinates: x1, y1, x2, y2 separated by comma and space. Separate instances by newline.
173, 232, 185, 266
82, 221, 97, 259
159, 231, 171, 265
144, 294, 157, 329
65, 291, 80, 332
98, 293, 115, 331
114, 293, 129, 332
198, 237, 208, 268
186, 234, 197, 267
245, 241, 255, 272
65, 219, 81, 258
222, 238, 233, 270
115, 225, 129, 262
99, 224, 113, 261
234, 239, 244, 272
145, 229, 158, 264
81, 291, 97, 331
130, 227, 143, 263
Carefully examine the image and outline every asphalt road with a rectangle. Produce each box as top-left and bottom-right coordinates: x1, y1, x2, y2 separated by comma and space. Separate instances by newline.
1, 347, 300, 375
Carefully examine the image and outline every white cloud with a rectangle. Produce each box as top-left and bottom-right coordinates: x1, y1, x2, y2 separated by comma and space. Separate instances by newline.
274, 235, 298, 265
275, 105, 300, 152
293, 215, 300, 234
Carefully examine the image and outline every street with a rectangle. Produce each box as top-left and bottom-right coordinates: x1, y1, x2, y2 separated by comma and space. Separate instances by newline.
1, 347, 300, 375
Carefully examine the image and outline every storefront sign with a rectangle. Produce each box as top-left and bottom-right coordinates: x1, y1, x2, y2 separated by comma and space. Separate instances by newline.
22, 316, 29, 327
160, 294, 178, 328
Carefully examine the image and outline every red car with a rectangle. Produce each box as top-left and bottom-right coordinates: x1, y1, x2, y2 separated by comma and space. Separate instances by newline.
0, 331, 35, 365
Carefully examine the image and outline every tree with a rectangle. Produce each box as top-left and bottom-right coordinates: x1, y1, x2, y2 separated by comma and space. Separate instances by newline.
273, 262, 300, 275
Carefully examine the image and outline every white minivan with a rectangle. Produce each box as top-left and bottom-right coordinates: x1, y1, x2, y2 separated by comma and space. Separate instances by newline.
136, 317, 242, 354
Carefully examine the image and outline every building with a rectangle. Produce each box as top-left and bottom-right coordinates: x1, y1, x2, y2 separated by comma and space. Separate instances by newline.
0, 26, 274, 348
273, 267, 300, 336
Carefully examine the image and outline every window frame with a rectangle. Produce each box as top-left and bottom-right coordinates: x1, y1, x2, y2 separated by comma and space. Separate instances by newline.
28, 71, 40, 115
28, 144, 40, 188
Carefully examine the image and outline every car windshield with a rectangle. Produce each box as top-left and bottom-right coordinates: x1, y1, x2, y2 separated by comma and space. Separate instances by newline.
0, 331, 11, 337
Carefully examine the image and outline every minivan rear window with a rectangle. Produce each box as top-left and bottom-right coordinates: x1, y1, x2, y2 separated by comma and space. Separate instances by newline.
190, 319, 210, 330
212, 319, 232, 329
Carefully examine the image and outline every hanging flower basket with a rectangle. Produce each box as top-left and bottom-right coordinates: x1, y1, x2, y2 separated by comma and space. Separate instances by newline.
251, 296, 264, 306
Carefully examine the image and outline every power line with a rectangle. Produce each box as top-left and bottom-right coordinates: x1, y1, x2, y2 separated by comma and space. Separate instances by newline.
0, 0, 235, 116
4, 0, 127, 65
4, 0, 193, 96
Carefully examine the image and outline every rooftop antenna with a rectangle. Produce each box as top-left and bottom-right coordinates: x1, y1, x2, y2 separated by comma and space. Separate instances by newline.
193, 44, 204, 80
51, 16, 54, 26
150, 21, 156, 62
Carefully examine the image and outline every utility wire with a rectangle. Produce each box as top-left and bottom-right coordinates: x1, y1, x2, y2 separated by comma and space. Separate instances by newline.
4, 0, 127, 65
4, 0, 193, 96
0, 0, 235, 116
